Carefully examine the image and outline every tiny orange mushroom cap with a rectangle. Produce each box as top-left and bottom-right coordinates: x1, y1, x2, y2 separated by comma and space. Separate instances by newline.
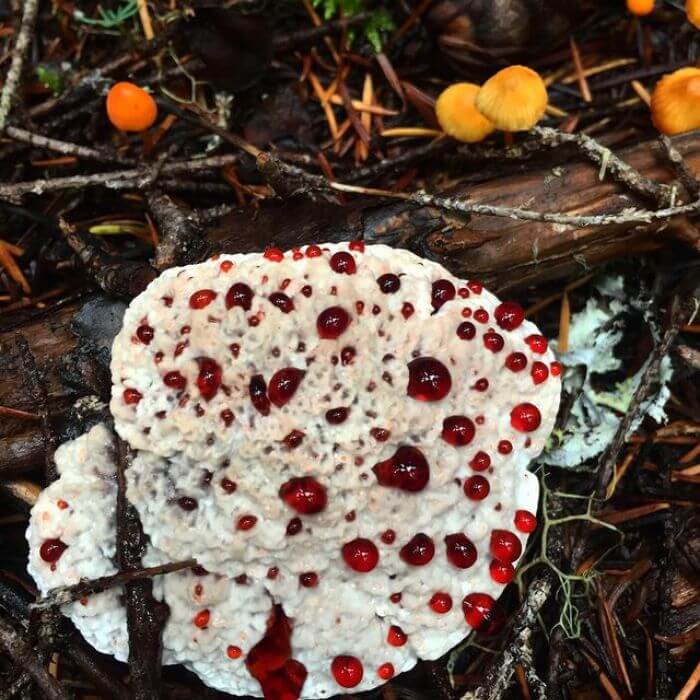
650, 67, 700, 135
687, 0, 700, 29
435, 83, 495, 143
627, 0, 654, 16
475, 66, 547, 132
106, 82, 158, 132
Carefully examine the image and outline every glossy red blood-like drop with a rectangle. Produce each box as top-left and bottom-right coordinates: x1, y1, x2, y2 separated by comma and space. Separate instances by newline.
550, 361, 562, 376
494, 301, 525, 330
249, 375, 270, 416
342, 538, 379, 572
380, 529, 396, 545
505, 352, 527, 372
283, 430, 305, 449
299, 572, 318, 588
331, 655, 363, 688
372, 446, 430, 492
194, 609, 210, 628
387, 625, 407, 646
464, 475, 490, 500
457, 321, 476, 340
490, 529, 522, 563
325, 407, 349, 424
269, 292, 294, 314
305, 245, 322, 257
399, 533, 435, 566
123, 388, 142, 405
429, 592, 453, 614
377, 274, 400, 293
473, 378, 489, 392
531, 361, 549, 384
221, 409, 235, 427
196, 357, 222, 401
526, 334, 548, 353
220, 260, 234, 273
221, 478, 237, 494
370, 427, 390, 442
442, 416, 476, 446
264, 247, 284, 262
329, 251, 357, 275
268, 368, 306, 408
317, 307, 351, 339
237, 515, 258, 531
483, 331, 504, 353
514, 509, 538, 533
340, 346, 356, 365
463, 593, 502, 634
349, 240, 365, 252
489, 559, 515, 584
190, 289, 217, 309
163, 371, 186, 391
226, 282, 254, 311
377, 663, 394, 680
40, 539, 67, 563
389, 592, 402, 604
401, 302, 414, 319
246, 605, 307, 700
469, 451, 491, 471
432, 279, 456, 310
177, 496, 198, 511
445, 533, 477, 568
279, 477, 327, 515
286, 517, 302, 536
227, 645, 242, 659
468, 280, 483, 294
510, 403, 541, 432
407, 357, 451, 401
498, 440, 513, 454
136, 324, 154, 344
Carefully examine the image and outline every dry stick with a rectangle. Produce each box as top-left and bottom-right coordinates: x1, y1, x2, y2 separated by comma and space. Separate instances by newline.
115, 436, 169, 700
5, 125, 134, 166
657, 135, 700, 200
331, 182, 700, 228
32, 559, 197, 611
532, 127, 673, 205
0, 671, 32, 700
0, 0, 40, 132
0, 153, 238, 202
461, 576, 553, 700
0, 617, 69, 700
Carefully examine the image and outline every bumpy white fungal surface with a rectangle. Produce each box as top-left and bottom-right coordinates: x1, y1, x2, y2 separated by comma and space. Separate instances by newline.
30, 243, 561, 699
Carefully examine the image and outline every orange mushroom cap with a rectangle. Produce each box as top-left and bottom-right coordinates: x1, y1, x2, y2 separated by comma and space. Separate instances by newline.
106, 82, 158, 133
627, 0, 654, 16
435, 82, 495, 143
651, 67, 700, 135
687, 0, 700, 28
475, 66, 547, 132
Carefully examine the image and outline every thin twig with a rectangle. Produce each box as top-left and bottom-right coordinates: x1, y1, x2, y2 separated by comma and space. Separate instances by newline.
657, 135, 700, 200
0, 0, 40, 132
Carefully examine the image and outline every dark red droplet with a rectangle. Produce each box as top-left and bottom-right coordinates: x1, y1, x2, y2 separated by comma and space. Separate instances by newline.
389, 592, 402, 604
473, 378, 489, 392
249, 375, 270, 416
40, 539, 67, 563
136, 324, 154, 344
325, 407, 349, 424
162, 295, 173, 307
373, 446, 430, 492
387, 625, 407, 646
463, 592, 502, 634
221, 478, 237, 494
514, 509, 538, 533
432, 279, 456, 310
177, 496, 198, 511
445, 533, 477, 568
331, 655, 363, 688
329, 251, 357, 275
464, 475, 490, 500
474, 308, 489, 324
123, 388, 142, 405
407, 357, 451, 401
268, 368, 306, 408
237, 515, 258, 531
340, 346, 356, 365
505, 352, 527, 372
348, 240, 365, 252
286, 517, 303, 536
401, 302, 414, 319
221, 409, 235, 427
498, 440, 513, 454
510, 403, 541, 432
301, 285, 312, 297
377, 273, 400, 294
227, 644, 242, 659
457, 321, 476, 340
429, 592, 453, 614
194, 609, 210, 628
342, 538, 379, 573
370, 427, 390, 442
381, 529, 396, 545
531, 361, 549, 384
317, 307, 351, 339
469, 451, 491, 471
550, 361, 562, 376
489, 559, 515, 584
283, 430, 305, 449
264, 247, 284, 262
279, 477, 327, 515
483, 331, 504, 353
441, 416, 476, 447
196, 357, 222, 401
526, 334, 548, 353
163, 371, 186, 391
490, 529, 522, 563
467, 280, 483, 294
225, 283, 254, 311
190, 289, 217, 309
377, 663, 394, 680
495, 301, 525, 330
399, 533, 435, 566
305, 244, 322, 257
299, 572, 318, 588
269, 292, 294, 314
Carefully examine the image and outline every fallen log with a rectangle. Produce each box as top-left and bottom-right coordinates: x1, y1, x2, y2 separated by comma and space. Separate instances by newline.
1, 132, 699, 475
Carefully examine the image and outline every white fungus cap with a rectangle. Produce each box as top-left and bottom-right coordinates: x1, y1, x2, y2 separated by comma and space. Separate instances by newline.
30, 243, 561, 698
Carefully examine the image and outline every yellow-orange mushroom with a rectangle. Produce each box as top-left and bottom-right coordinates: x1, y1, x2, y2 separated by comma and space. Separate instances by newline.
650, 67, 700, 135
106, 82, 158, 132
627, 0, 654, 15
475, 66, 547, 132
435, 83, 495, 143
687, 0, 700, 28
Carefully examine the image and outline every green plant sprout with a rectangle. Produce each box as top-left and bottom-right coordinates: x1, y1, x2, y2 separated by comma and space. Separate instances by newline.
74, 2, 139, 29
311, 0, 394, 52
